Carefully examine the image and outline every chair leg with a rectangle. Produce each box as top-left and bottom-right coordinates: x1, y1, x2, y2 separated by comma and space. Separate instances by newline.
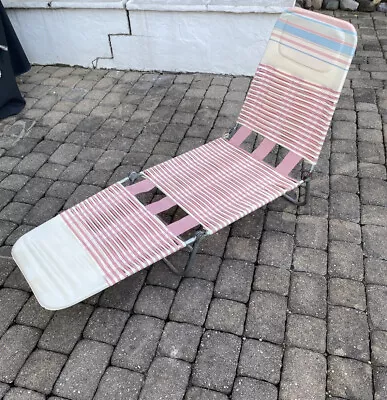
283, 179, 311, 206
163, 231, 207, 276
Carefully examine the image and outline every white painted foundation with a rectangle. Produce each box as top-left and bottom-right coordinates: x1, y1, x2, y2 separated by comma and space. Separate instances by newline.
4, 0, 294, 75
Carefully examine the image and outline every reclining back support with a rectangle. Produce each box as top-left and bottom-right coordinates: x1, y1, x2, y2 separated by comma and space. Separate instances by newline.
230, 8, 357, 171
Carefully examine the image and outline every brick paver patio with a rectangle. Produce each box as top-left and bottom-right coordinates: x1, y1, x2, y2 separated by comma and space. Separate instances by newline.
0, 10, 387, 400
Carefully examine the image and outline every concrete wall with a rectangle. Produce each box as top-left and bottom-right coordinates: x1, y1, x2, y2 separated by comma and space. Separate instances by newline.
4, 0, 295, 75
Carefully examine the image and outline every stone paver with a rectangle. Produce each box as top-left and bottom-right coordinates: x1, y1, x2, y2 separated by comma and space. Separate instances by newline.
54, 340, 112, 400
192, 330, 241, 394
15, 349, 67, 394
94, 367, 144, 400
139, 357, 190, 400
112, 315, 164, 372
1, 15, 387, 397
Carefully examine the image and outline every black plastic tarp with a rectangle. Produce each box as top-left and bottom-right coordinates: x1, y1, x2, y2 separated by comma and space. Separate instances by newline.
0, 1, 30, 119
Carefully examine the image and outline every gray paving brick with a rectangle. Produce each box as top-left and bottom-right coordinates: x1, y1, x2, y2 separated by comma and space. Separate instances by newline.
0, 288, 29, 336
199, 228, 229, 257
46, 180, 78, 199
83, 307, 128, 345
0, 383, 9, 398
3, 267, 31, 292
6, 138, 39, 158
134, 285, 175, 319
280, 347, 326, 400
0, 257, 16, 285
364, 258, 387, 286
265, 210, 296, 235
0, 220, 17, 245
367, 285, 387, 331
184, 254, 221, 281
13, 153, 48, 176
158, 321, 202, 362
54, 339, 113, 400
0, 174, 29, 191
286, 313, 326, 353
63, 184, 100, 209
328, 306, 369, 362
34, 140, 61, 155
94, 150, 126, 171
329, 278, 366, 311
372, 331, 387, 366
358, 128, 383, 142
328, 241, 364, 280
245, 291, 287, 344
14, 177, 53, 204
112, 315, 164, 372
15, 349, 67, 394
359, 141, 385, 164
139, 357, 190, 400
289, 272, 327, 318
231, 209, 264, 239
362, 225, 387, 259
232, 377, 277, 400
331, 121, 356, 140
39, 303, 93, 354
205, 298, 246, 335
214, 260, 254, 303
16, 296, 54, 329
49, 143, 81, 165
253, 265, 290, 296
330, 174, 359, 193
170, 278, 213, 326
192, 330, 241, 394
329, 219, 362, 243
0, 156, 20, 173
327, 356, 372, 400
360, 178, 387, 207
224, 237, 259, 262
3, 388, 45, 400
185, 387, 228, 400
60, 161, 93, 183
258, 231, 294, 268
358, 111, 382, 129
76, 115, 105, 133
0, 325, 41, 383
36, 163, 66, 180
99, 271, 146, 311
23, 197, 64, 225
331, 153, 357, 176
375, 367, 387, 400
292, 247, 327, 275
94, 366, 144, 400
146, 259, 182, 289
46, 123, 76, 141
362, 204, 387, 226
0, 189, 14, 211
296, 216, 328, 250
238, 339, 282, 384
0, 202, 32, 224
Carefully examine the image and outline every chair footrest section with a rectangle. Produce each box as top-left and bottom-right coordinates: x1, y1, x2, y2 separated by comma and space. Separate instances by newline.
12, 183, 185, 310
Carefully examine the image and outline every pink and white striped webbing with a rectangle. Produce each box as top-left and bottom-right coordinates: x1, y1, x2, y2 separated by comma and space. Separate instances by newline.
237, 64, 340, 164
61, 183, 185, 286
143, 138, 300, 234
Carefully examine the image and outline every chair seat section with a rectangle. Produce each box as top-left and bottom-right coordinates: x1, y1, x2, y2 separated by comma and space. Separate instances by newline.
12, 183, 185, 310
143, 138, 301, 234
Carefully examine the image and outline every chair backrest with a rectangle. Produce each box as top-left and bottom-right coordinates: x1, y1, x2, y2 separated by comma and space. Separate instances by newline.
237, 8, 357, 165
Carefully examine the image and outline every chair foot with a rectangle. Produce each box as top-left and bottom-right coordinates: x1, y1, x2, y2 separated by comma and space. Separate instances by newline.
283, 179, 311, 206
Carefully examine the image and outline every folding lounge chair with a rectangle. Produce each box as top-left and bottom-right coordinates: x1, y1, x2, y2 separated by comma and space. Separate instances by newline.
12, 8, 357, 310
